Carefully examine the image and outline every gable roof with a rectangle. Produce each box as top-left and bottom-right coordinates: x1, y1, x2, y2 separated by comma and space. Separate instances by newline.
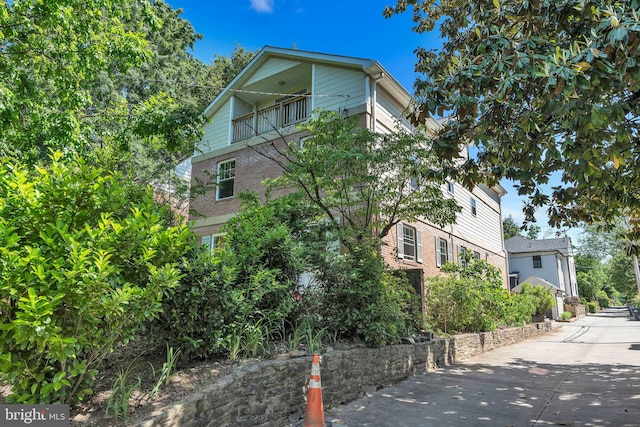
511, 276, 565, 294
504, 236, 573, 257
201, 45, 441, 129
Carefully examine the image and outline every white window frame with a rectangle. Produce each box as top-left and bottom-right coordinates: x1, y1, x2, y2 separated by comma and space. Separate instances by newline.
216, 158, 235, 200
435, 237, 453, 268
470, 198, 477, 216
448, 181, 455, 194
201, 233, 227, 252
397, 223, 422, 263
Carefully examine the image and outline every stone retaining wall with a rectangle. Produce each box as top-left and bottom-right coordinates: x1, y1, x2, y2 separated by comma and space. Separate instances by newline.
134, 322, 553, 427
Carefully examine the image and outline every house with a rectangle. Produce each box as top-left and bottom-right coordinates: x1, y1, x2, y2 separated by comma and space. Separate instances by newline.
189, 46, 509, 286
505, 236, 579, 317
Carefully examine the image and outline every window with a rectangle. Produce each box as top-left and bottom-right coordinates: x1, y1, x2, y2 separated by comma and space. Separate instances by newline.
533, 255, 542, 268
201, 233, 227, 252
397, 223, 422, 263
448, 181, 455, 194
217, 159, 235, 200
457, 246, 468, 268
473, 251, 481, 259
435, 237, 452, 267
470, 198, 477, 216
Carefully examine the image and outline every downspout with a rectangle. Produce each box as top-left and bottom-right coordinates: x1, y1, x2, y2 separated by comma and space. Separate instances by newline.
498, 193, 510, 289
311, 64, 316, 113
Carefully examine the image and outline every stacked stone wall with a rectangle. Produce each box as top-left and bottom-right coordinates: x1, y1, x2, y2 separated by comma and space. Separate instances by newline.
134, 322, 553, 427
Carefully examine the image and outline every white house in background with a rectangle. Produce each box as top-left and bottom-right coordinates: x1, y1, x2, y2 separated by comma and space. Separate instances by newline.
189, 46, 509, 287
505, 236, 579, 314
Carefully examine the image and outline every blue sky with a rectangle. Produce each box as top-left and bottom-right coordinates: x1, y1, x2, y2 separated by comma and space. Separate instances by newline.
166, 0, 581, 241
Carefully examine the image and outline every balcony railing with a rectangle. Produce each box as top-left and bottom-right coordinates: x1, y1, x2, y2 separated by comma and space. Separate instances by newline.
232, 95, 310, 143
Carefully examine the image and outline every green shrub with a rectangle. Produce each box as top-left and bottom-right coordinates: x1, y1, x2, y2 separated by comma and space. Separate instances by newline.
560, 311, 573, 320
425, 255, 511, 333
586, 301, 598, 313
156, 193, 305, 359
518, 283, 556, 317
0, 153, 191, 404
318, 245, 419, 347
596, 290, 610, 308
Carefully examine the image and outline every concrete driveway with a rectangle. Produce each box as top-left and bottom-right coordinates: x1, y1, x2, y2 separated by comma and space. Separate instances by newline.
327, 307, 640, 427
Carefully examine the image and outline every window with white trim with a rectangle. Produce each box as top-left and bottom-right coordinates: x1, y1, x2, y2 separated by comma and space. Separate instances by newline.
470, 198, 477, 216
201, 233, 227, 252
447, 181, 455, 194
397, 223, 422, 263
435, 237, 452, 267
217, 159, 235, 200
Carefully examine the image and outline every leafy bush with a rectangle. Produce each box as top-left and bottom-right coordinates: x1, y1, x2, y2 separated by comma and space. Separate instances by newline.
560, 311, 573, 320
425, 255, 511, 333
586, 301, 598, 313
0, 153, 191, 404
596, 290, 610, 309
518, 283, 556, 317
318, 245, 419, 347
156, 193, 305, 359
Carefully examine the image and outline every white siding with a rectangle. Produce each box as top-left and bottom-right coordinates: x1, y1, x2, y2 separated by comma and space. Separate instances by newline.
245, 58, 301, 86
196, 101, 231, 154
509, 253, 560, 287
314, 65, 365, 112
450, 183, 503, 253
374, 87, 411, 132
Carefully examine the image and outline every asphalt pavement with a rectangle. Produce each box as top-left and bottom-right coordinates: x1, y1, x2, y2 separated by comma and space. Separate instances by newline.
326, 307, 640, 427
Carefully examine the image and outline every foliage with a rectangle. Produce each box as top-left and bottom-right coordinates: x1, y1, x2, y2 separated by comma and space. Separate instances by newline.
596, 290, 611, 308
263, 110, 460, 253
105, 364, 141, 422
575, 254, 607, 301
607, 252, 638, 297
0, 0, 255, 216
317, 245, 420, 347
518, 283, 556, 317
155, 193, 306, 359
502, 215, 522, 240
426, 254, 513, 333
0, 0, 153, 162
385, 0, 640, 242
586, 301, 598, 313
628, 294, 640, 307
560, 312, 573, 321
0, 154, 190, 404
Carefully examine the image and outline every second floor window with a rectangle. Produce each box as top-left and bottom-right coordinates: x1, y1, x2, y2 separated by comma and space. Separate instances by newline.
470, 198, 477, 216
217, 159, 235, 200
533, 255, 542, 268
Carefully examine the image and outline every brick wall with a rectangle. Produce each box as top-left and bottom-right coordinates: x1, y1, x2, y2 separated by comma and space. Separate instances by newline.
190, 132, 305, 228
133, 322, 553, 427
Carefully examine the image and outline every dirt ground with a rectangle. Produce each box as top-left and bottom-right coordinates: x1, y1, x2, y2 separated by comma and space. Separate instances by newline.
1, 336, 264, 427
1, 335, 351, 426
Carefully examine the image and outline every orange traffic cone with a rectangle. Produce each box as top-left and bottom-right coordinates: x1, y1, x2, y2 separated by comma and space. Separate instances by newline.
303, 353, 325, 427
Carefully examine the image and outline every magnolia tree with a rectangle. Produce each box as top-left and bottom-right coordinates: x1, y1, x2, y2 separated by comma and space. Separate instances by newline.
385, 0, 640, 243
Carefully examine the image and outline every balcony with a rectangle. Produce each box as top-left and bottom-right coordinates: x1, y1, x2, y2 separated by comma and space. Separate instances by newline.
232, 95, 310, 143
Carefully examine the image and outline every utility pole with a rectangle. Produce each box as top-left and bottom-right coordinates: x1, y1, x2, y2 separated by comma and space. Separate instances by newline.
634, 254, 640, 295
